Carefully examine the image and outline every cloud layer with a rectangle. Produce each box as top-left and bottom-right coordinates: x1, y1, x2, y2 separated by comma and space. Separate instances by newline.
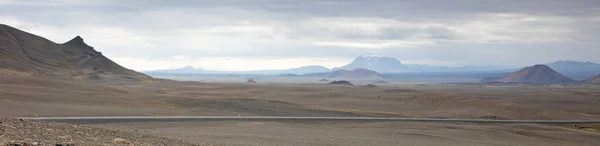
1, 0, 599, 70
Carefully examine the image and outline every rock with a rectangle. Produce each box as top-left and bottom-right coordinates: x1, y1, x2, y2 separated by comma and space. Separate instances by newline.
362, 84, 378, 88
374, 80, 388, 84
113, 138, 129, 145
328, 80, 354, 86
246, 79, 257, 83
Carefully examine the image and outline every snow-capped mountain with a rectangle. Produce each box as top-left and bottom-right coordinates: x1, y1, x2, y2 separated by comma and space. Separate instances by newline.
334, 54, 406, 73
334, 54, 510, 73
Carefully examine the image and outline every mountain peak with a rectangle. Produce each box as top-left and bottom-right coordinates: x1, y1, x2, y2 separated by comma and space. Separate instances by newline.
182, 66, 195, 69
336, 54, 405, 73
501, 64, 576, 84
531, 64, 551, 69
0, 25, 150, 79
64, 35, 91, 48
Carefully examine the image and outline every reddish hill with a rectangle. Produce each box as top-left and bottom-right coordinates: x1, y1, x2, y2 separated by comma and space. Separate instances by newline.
303, 68, 381, 79
0, 24, 150, 80
583, 74, 600, 84
501, 65, 577, 84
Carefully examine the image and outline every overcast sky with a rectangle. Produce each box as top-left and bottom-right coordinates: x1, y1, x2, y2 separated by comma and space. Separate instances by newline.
1, 0, 599, 71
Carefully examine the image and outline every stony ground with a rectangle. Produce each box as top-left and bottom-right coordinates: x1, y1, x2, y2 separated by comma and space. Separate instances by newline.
0, 118, 197, 146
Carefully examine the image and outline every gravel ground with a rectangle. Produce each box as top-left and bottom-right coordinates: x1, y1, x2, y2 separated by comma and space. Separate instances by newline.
0, 118, 197, 146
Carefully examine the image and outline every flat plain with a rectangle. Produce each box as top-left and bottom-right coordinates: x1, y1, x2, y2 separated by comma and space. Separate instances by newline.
2, 74, 600, 145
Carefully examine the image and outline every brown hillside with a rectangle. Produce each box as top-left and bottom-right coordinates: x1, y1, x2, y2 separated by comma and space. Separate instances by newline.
583, 74, 600, 84
502, 64, 576, 84
0, 24, 150, 80
328, 80, 354, 86
303, 68, 381, 79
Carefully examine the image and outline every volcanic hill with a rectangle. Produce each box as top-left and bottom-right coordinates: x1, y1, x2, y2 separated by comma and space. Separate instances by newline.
501, 64, 577, 84
0, 24, 150, 80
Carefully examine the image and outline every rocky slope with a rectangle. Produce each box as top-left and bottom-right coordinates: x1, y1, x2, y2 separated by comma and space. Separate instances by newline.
583, 74, 600, 84
0, 24, 150, 80
0, 118, 195, 145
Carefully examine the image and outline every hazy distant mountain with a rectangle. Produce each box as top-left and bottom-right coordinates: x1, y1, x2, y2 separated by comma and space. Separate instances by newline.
334, 54, 406, 73
404, 64, 508, 72
281, 65, 330, 74
545, 61, 600, 80
302, 68, 381, 79
500, 65, 577, 84
150, 66, 204, 74
335, 54, 508, 73
0, 24, 150, 80
546, 61, 600, 73
147, 54, 511, 76
583, 74, 600, 84
145, 65, 330, 75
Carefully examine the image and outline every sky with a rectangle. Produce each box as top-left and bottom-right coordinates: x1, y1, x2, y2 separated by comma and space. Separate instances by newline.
1, 0, 599, 71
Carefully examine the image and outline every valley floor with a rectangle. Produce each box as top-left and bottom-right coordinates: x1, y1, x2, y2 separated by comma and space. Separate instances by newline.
1, 74, 600, 145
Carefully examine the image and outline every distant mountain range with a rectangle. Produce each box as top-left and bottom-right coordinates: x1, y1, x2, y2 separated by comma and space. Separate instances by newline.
333, 54, 506, 73
146, 54, 510, 75
545, 61, 600, 80
302, 68, 381, 79
144, 65, 330, 75
144, 54, 600, 82
151, 66, 204, 74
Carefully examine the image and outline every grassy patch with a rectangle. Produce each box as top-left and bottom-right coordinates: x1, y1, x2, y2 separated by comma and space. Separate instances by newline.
579, 126, 600, 132
573, 125, 600, 133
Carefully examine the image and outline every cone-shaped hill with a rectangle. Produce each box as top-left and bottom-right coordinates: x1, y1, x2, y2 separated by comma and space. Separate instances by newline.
501, 65, 577, 84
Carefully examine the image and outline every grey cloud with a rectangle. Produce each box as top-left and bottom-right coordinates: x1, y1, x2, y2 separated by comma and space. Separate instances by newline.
423, 26, 456, 40
1, 0, 599, 68
376, 28, 415, 40
279, 25, 457, 41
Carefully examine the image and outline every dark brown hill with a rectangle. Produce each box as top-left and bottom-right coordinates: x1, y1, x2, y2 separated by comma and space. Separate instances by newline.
501, 65, 576, 84
328, 80, 354, 86
303, 68, 381, 79
0, 24, 150, 80
583, 74, 600, 84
